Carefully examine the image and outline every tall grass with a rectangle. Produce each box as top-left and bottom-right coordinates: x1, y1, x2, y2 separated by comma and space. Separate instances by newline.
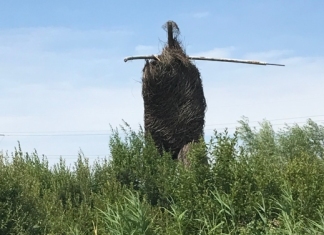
0, 119, 324, 234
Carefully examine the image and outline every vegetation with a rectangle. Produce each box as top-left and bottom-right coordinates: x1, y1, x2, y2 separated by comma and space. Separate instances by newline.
1, 118, 324, 234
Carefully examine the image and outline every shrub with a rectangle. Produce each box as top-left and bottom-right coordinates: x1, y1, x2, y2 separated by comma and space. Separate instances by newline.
1, 119, 324, 234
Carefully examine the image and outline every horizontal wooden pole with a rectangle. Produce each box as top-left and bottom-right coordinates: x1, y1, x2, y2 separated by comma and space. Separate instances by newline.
124, 55, 285, 66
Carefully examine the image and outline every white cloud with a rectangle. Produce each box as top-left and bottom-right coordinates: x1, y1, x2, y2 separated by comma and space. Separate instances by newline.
0, 27, 132, 43
196, 49, 324, 135
135, 45, 156, 54
193, 12, 210, 19
244, 50, 293, 61
0, 27, 136, 87
192, 47, 235, 58
0, 84, 144, 165
0, 27, 140, 162
0, 84, 143, 131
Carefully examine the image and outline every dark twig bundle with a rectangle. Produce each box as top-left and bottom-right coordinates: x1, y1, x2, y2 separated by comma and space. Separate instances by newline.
142, 21, 207, 160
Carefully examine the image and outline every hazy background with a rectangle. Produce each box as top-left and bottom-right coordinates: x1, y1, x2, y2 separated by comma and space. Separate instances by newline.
1, 1, 323, 165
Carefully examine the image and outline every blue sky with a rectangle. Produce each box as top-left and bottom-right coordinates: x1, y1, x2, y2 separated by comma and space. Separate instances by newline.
1, 1, 324, 165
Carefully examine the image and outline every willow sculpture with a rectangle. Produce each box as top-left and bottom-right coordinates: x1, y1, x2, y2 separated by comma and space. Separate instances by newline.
124, 20, 284, 164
